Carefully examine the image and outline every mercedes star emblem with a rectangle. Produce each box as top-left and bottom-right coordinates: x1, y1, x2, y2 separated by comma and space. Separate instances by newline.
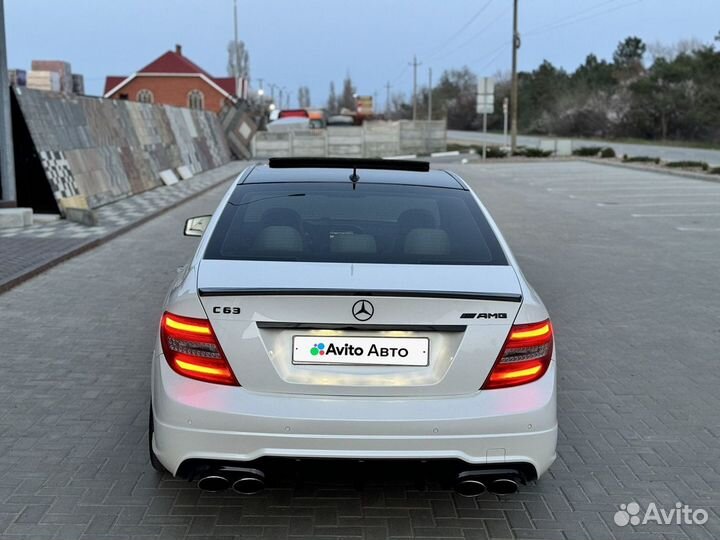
352, 300, 374, 321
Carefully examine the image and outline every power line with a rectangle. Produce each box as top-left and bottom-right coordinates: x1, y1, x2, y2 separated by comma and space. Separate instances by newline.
428, 9, 509, 63
524, 0, 628, 36
529, 0, 644, 37
425, 0, 494, 58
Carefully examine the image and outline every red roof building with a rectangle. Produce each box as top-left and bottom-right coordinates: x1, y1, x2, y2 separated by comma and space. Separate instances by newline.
104, 45, 241, 113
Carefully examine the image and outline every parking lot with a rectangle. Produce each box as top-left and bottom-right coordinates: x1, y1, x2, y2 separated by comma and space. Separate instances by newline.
1, 160, 719, 539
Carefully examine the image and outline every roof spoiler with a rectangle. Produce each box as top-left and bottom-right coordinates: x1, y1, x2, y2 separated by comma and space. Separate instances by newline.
268, 157, 430, 173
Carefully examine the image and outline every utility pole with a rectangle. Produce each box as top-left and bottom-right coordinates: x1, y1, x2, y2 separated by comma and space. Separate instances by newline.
410, 55, 422, 122
427, 67, 432, 121
510, 0, 520, 153
384, 81, 391, 117
0, 0, 15, 204
233, 0, 249, 98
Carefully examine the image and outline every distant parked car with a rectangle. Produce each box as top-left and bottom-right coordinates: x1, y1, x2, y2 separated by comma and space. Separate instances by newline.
327, 114, 355, 126
266, 117, 311, 132
307, 109, 327, 129
278, 109, 310, 119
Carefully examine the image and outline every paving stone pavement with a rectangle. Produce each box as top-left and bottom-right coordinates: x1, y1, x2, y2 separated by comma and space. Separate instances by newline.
0, 161, 247, 291
0, 160, 718, 539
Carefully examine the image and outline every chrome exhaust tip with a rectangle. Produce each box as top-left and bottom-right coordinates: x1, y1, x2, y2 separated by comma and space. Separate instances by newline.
197, 475, 230, 492
454, 471, 487, 497
232, 476, 265, 495
488, 478, 519, 495
226, 468, 265, 495
455, 478, 487, 497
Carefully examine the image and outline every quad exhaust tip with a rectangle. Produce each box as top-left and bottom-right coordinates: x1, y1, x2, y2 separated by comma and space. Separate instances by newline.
455, 478, 487, 497
454, 471, 520, 497
232, 476, 265, 495
197, 475, 230, 492
197, 468, 265, 495
489, 478, 519, 495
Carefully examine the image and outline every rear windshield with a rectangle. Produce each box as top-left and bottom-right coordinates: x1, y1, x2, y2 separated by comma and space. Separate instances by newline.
204, 182, 508, 265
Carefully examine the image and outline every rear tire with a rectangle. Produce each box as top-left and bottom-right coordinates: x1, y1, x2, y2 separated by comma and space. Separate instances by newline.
148, 406, 167, 473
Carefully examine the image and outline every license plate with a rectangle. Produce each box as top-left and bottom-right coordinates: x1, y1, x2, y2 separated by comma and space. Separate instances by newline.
292, 336, 429, 366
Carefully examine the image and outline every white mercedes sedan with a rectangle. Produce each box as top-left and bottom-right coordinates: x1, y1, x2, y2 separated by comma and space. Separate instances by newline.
150, 157, 557, 497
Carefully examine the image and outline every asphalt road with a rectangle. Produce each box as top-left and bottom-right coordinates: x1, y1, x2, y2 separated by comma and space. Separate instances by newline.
448, 130, 720, 164
1, 161, 719, 539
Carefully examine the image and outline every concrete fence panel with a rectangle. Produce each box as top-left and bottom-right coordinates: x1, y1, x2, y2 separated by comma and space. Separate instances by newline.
251, 120, 447, 159
327, 126, 365, 158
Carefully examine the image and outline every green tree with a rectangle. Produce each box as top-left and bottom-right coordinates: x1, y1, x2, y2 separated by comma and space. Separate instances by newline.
340, 75, 356, 111
432, 67, 478, 130
613, 36, 646, 77
327, 82, 338, 114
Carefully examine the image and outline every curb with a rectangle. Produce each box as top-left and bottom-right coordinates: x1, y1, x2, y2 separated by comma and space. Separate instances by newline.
0, 169, 238, 296
580, 158, 720, 185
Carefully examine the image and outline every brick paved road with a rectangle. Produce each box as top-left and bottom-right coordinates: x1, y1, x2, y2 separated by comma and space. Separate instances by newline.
0, 162, 246, 292
0, 161, 718, 539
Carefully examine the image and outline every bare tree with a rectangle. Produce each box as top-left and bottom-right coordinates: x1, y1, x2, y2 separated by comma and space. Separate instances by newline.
298, 86, 311, 108
648, 38, 705, 63
227, 40, 250, 80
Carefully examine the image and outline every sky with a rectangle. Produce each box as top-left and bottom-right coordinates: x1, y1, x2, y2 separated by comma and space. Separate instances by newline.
5, 0, 720, 109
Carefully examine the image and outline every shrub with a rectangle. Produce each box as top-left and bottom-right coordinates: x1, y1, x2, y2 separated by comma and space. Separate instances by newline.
446, 143, 472, 153
514, 147, 553, 158
709, 167, 720, 175
572, 146, 604, 156
485, 146, 507, 158
665, 160, 709, 170
623, 156, 661, 164
600, 147, 616, 158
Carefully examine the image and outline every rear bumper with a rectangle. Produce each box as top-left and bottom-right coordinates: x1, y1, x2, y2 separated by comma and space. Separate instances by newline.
152, 354, 557, 477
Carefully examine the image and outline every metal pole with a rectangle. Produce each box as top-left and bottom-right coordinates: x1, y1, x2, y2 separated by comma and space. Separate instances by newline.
482, 111, 487, 160
503, 97, 509, 148
510, 0, 519, 153
428, 67, 432, 121
385, 81, 391, 117
233, 0, 240, 97
279, 88, 283, 109
0, 0, 15, 203
427, 68, 432, 154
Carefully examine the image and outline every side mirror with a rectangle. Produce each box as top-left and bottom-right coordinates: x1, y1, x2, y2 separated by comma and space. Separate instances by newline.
184, 215, 211, 237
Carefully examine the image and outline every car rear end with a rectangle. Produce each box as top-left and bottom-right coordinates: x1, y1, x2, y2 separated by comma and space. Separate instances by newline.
151, 160, 557, 495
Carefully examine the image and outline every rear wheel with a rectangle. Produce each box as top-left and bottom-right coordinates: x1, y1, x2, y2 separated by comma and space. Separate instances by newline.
148, 406, 167, 473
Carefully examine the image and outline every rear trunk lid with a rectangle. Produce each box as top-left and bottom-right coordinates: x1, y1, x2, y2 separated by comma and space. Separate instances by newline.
197, 260, 522, 396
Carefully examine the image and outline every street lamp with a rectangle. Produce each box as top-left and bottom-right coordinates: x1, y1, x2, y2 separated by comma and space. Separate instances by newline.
257, 88, 265, 97
268, 103, 276, 111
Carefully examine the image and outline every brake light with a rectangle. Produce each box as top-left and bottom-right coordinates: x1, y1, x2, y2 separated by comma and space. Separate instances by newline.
160, 312, 239, 386
482, 319, 553, 389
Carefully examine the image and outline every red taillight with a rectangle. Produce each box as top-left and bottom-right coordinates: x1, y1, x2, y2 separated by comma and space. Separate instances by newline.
160, 312, 239, 386
482, 319, 553, 390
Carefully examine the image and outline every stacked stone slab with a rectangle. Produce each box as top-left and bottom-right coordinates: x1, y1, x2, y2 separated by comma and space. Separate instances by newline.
31, 60, 73, 94
14, 88, 231, 211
